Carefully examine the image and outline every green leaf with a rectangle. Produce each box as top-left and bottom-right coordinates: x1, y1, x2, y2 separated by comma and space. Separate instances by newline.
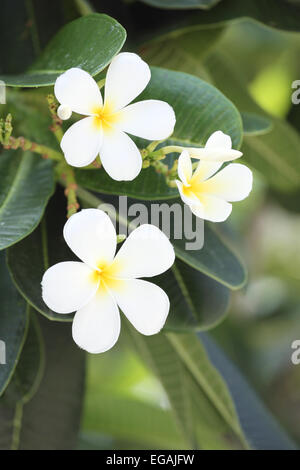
139, 0, 223, 9
140, 66, 243, 149
76, 66, 243, 199
0, 252, 29, 396
76, 160, 178, 200
160, 259, 229, 332
168, 333, 249, 448
241, 112, 273, 136
0, 14, 126, 87
124, 324, 248, 449
0, 150, 54, 251
7, 189, 75, 322
0, 312, 85, 450
0, 311, 44, 408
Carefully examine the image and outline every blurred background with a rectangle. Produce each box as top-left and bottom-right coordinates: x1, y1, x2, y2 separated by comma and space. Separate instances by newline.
1, 0, 300, 450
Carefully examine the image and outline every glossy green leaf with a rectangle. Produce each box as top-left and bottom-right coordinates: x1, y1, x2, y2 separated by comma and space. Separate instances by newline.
7, 190, 75, 322
241, 112, 273, 136
139, 0, 223, 9
0, 252, 29, 396
0, 150, 54, 251
0, 14, 126, 87
150, 198, 246, 289
160, 259, 230, 332
138, 66, 243, 149
76, 66, 243, 199
76, 159, 178, 200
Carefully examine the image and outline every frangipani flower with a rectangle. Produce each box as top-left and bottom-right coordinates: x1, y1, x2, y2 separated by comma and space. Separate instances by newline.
176, 150, 253, 222
54, 53, 176, 181
187, 130, 243, 162
41, 209, 175, 353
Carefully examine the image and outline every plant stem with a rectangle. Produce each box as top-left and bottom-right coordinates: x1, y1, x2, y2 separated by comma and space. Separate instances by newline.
152, 145, 184, 157
60, 164, 80, 218
46, 94, 63, 142
2, 136, 62, 161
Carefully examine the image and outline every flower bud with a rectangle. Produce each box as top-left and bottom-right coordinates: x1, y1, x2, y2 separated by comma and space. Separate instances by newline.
57, 104, 72, 120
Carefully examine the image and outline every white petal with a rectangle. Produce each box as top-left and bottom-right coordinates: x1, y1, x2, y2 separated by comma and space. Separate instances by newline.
188, 130, 242, 162
41, 262, 97, 314
104, 53, 150, 111
120, 100, 175, 140
191, 195, 232, 222
72, 290, 120, 353
100, 130, 142, 181
178, 150, 193, 186
63, 209, 117, 269
189, 147, 242, 162
111, 279, 169, 335
112, 224, 175, 279
176, 180, 201, 207
201, 163, 253, 201
192, 160, 223, 182
54, 68, 102, 115
61, 117, 102, 168
205, 130, 232, 149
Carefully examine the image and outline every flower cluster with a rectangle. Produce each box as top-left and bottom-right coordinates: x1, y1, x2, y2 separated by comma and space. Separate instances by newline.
39, 52, 254, 354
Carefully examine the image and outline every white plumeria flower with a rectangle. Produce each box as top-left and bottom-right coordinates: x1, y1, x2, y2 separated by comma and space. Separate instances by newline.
176, 150, 253, 223
187, 130, 243, 162
41, 209, 175, 354
54, 52, 176, 181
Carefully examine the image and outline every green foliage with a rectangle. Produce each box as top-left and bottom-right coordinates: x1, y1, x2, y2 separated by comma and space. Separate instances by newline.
137, 0, 300, 33
0, 151, 54, 250
7, 190, 75, 322
0, 14, 126, 87
241, 112, 273, 136
161, 259, 230, 331
124, 322, 248, 449
140, 0, 223, 10
0, 252, 28, 396
0, 312, 85, 450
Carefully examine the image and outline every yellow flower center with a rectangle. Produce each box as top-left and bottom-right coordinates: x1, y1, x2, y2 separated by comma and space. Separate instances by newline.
181, 174, 214, 206
91, 103, 122, 132
90, 260, 124, 295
